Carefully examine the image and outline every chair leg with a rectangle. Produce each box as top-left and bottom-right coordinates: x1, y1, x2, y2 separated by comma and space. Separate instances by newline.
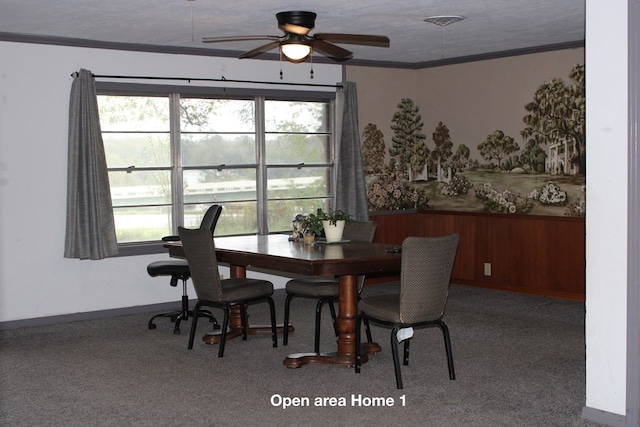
364, 317, 373, 343
283, 294, 293, 346
239, 304, 248, 340
391, 325, 404, 389
439, 321, 456, 380
314, 299, 324, 353
355, 315, 362, 373
187, 301, 201, 350
267, 298, 278, 348
218, 306, 230, 357
403, 339, 410, 366
328, 299, 338, 337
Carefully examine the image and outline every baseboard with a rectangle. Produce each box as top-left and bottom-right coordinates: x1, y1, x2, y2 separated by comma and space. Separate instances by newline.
581, 406, 625, 427
0, 301, 179, 331
0, 289, 289, 331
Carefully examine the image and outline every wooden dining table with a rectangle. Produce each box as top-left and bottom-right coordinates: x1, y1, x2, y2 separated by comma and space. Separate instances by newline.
165, 233, 402, 368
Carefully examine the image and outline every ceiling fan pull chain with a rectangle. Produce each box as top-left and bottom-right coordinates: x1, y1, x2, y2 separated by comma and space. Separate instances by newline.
309, 49, 314, 79
279, 49, 285, 79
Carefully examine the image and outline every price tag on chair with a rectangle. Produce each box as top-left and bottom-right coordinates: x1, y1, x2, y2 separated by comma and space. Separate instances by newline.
396, 327, 414, 343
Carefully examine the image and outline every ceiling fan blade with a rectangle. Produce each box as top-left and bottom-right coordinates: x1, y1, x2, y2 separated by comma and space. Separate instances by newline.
202, 35, 280, 43
311, 40, 353, 61
315, 33, 390, 47
239, 41, 281, 59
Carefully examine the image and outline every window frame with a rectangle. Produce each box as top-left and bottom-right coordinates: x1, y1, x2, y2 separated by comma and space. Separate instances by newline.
96, 82, 338, 256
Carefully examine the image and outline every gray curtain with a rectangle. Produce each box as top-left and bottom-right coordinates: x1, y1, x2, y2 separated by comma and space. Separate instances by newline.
335, 82, 369, 221
64, 69, 118, 260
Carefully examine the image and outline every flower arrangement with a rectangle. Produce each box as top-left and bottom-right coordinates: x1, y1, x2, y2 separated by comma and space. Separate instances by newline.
366, 174, 430, 211
291, 212, 323, 239
529, 182, 568, 206
565, 185, 586, 217
441, 175, 473, 196
474, 183, 533, 214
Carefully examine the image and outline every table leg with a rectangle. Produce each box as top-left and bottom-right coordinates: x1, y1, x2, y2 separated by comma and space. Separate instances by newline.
283, 274, 381, 368
202, 264, 293, 345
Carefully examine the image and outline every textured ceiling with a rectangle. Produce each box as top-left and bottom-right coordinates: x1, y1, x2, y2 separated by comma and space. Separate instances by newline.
0, 0, 585, 65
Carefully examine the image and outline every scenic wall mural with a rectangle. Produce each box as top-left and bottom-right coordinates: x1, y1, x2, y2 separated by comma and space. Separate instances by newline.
363, 64, 585, 217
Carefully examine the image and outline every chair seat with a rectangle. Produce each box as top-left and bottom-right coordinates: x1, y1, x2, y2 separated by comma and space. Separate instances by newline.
285, 277, 339, 297
359, 294, 401, 323
147, 260, 190, 278
221, 278, 274, 301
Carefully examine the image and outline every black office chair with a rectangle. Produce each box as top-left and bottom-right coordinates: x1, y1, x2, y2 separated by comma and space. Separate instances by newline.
355, 234, 460, 389
283, 221, 377, 352
147, 204, 223, 334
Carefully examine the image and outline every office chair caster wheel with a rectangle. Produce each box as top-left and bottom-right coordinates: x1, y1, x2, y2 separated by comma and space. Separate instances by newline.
148, 322, 157, 330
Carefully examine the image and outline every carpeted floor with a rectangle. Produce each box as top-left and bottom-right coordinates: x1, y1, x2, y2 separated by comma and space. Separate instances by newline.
0, 284, 604, 426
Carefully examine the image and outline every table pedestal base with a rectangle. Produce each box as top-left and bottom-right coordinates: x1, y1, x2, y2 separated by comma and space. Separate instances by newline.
283, 342, 381, 368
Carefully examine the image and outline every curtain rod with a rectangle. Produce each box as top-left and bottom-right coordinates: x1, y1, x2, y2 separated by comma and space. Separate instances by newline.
70, 71, 343, 89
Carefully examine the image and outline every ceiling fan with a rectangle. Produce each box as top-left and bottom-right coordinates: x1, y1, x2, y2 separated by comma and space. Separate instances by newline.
202, 11, 390, 63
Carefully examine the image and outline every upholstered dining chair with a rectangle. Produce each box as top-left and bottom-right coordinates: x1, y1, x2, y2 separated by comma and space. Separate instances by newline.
178, 226, 278, 357
355, 233, 460, 389
146, 204, 222, 334
283, 220, 377, 352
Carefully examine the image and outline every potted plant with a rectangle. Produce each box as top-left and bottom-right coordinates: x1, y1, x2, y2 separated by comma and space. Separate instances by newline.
316, 208, 352, 243
301, 211, 324, 243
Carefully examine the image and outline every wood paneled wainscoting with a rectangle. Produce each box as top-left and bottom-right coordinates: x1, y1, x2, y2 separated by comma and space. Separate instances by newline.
368, 210, 586, 300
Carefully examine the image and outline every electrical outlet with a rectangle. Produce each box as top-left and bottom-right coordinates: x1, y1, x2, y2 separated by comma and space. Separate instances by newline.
484, 263, 492, 276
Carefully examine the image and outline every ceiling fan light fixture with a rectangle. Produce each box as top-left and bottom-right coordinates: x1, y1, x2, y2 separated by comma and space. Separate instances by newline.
423, 15, 464, 27
280, 42, 312, 63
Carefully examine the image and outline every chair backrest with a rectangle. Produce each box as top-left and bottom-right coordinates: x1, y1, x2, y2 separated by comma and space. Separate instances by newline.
178, 226, 223, 302
342, 220, 377, 243
200, 204, 223, 236
399, 234, 460, 323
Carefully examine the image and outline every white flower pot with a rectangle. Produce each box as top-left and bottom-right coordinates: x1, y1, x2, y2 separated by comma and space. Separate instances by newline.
322, 220, 345, 243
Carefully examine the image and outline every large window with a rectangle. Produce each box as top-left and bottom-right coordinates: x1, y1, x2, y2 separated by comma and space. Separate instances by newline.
98, 90, 335, 244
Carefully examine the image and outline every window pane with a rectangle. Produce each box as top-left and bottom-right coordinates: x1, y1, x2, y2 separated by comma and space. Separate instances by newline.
265, 100, 329, 133
266, 134, 330, 165
184, 169, 257, 203
180, 99, 254, 132
213, 201, 257, 236
98, 96, 169, 131
183, 204, 213, 229
266, 134, 330, 164
109, 170, 171, 206
103, 133, 171, 168
113, 206, 172, 243
266, 167, 331, 199
182, 134, 256, 166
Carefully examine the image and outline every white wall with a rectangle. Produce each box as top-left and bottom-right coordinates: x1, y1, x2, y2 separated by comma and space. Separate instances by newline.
584, 0, 628, 420
0, 41, 342, 322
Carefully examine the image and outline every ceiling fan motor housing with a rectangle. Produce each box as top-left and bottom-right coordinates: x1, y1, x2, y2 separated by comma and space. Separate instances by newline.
276, 11, 317, 32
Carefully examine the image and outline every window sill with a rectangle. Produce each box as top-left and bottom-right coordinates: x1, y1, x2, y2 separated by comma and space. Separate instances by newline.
114, 242, 168, 257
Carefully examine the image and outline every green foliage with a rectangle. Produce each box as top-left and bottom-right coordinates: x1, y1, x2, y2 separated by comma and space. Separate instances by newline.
478, 130, 520, 170
452, 144, 471, 169
315, 208, 352, 226
389, 98, 428, 179
521, 64, 585, 174
361, 123, 386, 174
431, 121, 454, 169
